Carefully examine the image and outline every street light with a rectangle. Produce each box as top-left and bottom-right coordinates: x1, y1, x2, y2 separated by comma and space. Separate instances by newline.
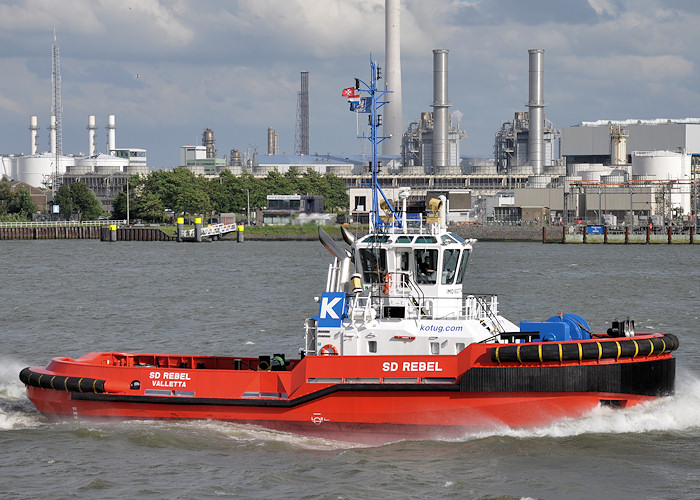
126, 176, 129, 225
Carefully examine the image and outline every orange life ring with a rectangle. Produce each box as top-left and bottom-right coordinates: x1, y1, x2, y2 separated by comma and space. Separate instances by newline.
382, 273, 392, 295
320, 344, 338, 356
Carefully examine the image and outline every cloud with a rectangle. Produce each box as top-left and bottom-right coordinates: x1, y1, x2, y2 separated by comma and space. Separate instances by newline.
2, 0, 700, 167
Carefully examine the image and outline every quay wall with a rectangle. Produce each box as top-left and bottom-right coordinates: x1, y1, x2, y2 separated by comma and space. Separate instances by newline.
0, 226, 102, 240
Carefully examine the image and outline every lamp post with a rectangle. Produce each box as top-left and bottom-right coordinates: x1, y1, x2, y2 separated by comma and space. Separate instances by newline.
126, 176, 129, 225
245, 188, 250, 224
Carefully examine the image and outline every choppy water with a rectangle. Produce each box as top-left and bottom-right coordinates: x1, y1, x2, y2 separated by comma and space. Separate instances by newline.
1, 239, 699, 499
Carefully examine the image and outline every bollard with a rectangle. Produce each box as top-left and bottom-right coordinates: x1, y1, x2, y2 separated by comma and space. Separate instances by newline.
237, 224, 245, 242
177, 217, 184, 242
194, 217, 202, 243
109, 224, 117, 242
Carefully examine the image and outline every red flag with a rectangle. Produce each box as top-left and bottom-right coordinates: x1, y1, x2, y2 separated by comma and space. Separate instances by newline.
342, 87, 358, 98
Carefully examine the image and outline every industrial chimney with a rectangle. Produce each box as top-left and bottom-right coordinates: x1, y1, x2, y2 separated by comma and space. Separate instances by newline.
88, 115, 97, 156
431, 49, 450, 173
29, 116, 38, 155
527, 49, 545, 175
383, 0, 403, 156
267, 127, 279, 155
107, 114, 116, 153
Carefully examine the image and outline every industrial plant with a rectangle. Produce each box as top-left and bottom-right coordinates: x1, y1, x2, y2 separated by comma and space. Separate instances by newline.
1, 1, 698, 227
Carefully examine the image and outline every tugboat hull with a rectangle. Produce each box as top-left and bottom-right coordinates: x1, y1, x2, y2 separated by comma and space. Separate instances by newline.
20, 336, 676, 444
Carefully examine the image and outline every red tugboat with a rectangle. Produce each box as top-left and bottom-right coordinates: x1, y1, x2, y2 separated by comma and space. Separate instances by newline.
20, 61, 677, 444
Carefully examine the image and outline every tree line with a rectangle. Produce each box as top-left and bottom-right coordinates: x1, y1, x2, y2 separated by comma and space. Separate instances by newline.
112, 167, 349, 223
0, 182, 37, 221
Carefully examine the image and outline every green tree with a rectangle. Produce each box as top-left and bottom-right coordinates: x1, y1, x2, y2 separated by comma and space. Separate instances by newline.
135, 191, 166, 222
54, 182, 103, 220
53, 184, 75, 218
10, 188, 37, 218
0, 182, 12, 216
176, 182, 211, 216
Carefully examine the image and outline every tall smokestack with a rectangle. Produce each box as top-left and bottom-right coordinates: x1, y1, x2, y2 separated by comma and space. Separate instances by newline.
29, 116, 38, 155
88, 115, 97, 156
267, 127, 279, 155
527, 49, 545, 175
431, 49, 450, 172
107, 114, 116, 153
383, 0, 403, 156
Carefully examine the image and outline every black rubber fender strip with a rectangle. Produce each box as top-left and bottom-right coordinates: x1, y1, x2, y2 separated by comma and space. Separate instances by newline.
491, 334, 679, 363
19, 367, 106, 393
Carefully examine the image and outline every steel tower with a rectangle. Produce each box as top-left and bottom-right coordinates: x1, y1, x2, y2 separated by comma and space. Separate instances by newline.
51, 32, 63, 189
295, 71, 309, 155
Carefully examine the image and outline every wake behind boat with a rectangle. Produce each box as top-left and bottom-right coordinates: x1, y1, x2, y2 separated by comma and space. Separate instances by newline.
20, 61, 678, 445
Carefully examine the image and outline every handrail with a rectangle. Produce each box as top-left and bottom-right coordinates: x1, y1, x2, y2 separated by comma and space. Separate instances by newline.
352, 293, 498, 322
0, 220, 126, 228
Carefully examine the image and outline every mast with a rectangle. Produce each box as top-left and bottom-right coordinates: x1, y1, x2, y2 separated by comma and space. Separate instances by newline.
347, 58, 400, 233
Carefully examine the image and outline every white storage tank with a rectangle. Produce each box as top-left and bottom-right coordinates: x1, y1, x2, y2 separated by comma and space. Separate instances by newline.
570, 163, 611, 182
632, 151, 690, 179
16, 153, 68, 188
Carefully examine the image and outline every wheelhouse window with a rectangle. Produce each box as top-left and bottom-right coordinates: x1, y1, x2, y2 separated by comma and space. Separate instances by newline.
414, 249, 438, 284
359, 247, 387, 283
441, 249, 460, 285
455, 249, 471, 284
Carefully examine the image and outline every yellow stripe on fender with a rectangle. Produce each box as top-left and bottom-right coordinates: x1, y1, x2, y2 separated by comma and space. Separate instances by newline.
516, 345, 522, 363
538, 344, 543, 363
632, 340, 639, 358
597, 342, 602, 360
558, 343, 563, 362
648, 339, 654, 356
577, 343, 583, 361
615, 341, 621, 360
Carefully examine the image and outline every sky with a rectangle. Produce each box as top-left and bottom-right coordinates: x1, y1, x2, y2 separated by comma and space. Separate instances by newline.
1, 0, 700, 169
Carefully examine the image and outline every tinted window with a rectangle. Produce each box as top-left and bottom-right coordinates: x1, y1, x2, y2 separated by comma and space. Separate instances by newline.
441, 249, 460, 285
456, 249, 470, 284
359, 248, 387, 283
414, 249, 438, 284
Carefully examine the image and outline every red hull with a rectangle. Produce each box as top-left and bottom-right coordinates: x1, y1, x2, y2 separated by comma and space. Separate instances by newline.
21, 334, 676, 444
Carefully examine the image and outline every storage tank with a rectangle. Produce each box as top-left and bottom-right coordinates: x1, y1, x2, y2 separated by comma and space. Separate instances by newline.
601, 169, 628, 184
65, 165, 93, 175
16, 153, 65, 188
632, 151, 689, 179
570, 163, 612, 182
